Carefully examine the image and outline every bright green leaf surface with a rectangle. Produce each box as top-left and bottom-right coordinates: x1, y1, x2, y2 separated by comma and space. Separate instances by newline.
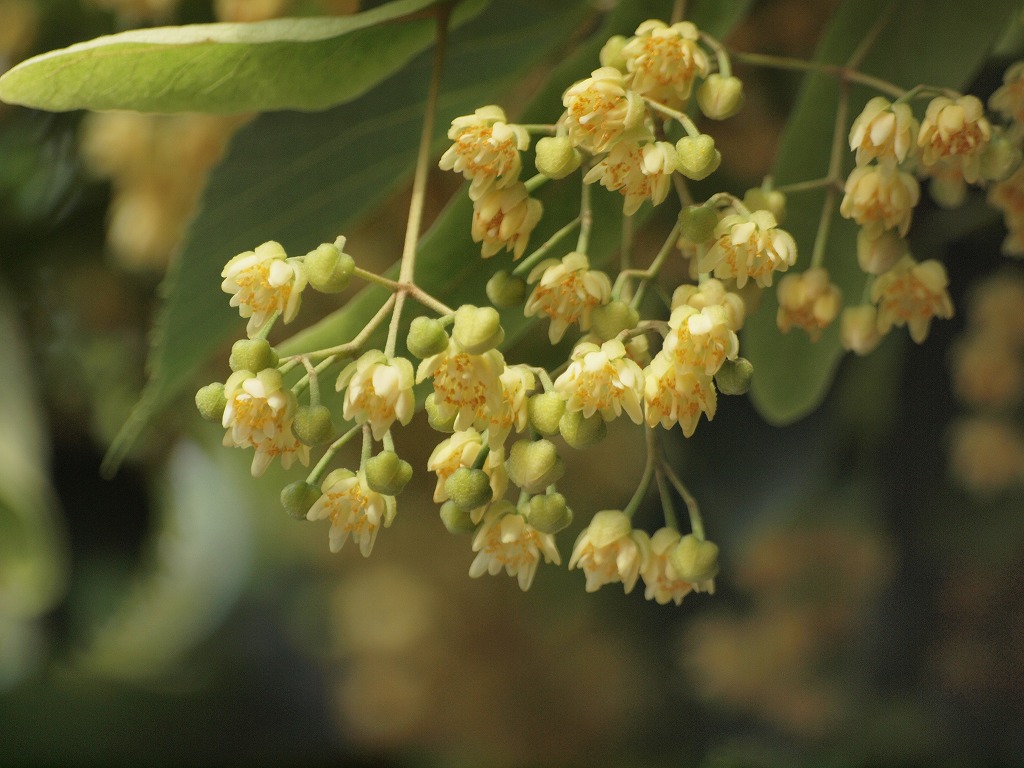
745, 0, 1020, 426
0, 0, 483, 113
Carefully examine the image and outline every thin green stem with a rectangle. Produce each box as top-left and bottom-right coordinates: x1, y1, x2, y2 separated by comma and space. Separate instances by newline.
730, 50, 906, 100
524, 173, 549, 193
671, 0, 686, 24
699, 31, 732, 78
385, 4, 451, 359
644, 97, 701, 135
655, 466, 680, 531
382, 431, 395, 453
300, 293, 396, 361
660, 459, 705, 540
775, 176, 842, 195
360, 424, 373, 467
253, 311, 280, 341
811, 82, 850, 269
845, 0, 895, 70
623, 426, 658, 519
622, 221, 683, 308
307, 425, 361, 485
519, 124, 557, 135
576, 176, 593, 253
292, 355, 340, 397
512, 217, 581, 276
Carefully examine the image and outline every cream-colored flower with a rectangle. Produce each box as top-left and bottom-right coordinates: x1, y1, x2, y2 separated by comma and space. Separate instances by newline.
775, 267, 842, 341
221, 240, 307, 337
670, 278, 747, 331
337, 351, 415, 440
471, 182, 543, 260
469, 502, 561, 591
917, 95, 991, 184
561, 66, 647, 154
438, 105, 530, 201
871, 255, 954, 343
642, 352, 717, 436
848, 96, 918, 166
987, 165, 1024, 256
640, 527, 697, 606
568, 510, 650, 593
489, 364, 536, 444
662, 304, 739, 376
839, 164, 920, 237
621, 20, 710, 108
840, 304, 884, 356
425, 429, 506, 505
416, 340, 506, 433
698, 209, 798, 288
222, 368, 309, 476
583, 140, 676, 215
524, 251, 612, 344
307, 470, 396, 556
990, 60, 1024, 124
553, 339, 645, 424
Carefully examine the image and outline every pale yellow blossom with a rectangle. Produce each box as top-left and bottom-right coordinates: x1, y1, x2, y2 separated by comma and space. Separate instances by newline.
918, 95, 991, 184
670, 278, 746, 331
307, 470, 396, 556
990, 60, 1024, 124
438, 105, 530, 201
775, 267, 842, 341
871, 255, 954, 343
221, 240, 307, 337
568, 510, 650, 593
469, 502, 561, 591
471, 182, 543, 261
621, 20, 710, 108
524, 251, 612, 343
561, 66, 647, 154
848, 96, 918, 166
337, 351, 415, 440
840, 304, 884, 356
698, 209, 798, 288
553, 339, 645, 424
426, 429, 507, 506
489, 364, 536, 444
416, 340, 506, 433
839, 164, 920, 237
640, 527, 697, 605
222, 368, 309, 477
642, 352, 717, 436
662, 304, 739, 376
583, 140, 677, 215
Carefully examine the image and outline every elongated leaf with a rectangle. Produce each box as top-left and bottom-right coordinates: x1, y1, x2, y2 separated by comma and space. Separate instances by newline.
0, 0, 483, 113
744, 0, 1020, 425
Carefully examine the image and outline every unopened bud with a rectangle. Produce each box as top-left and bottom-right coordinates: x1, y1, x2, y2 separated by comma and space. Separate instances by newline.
452, 305, 504, 354
535, 136, 582, 180
425, 393, 456, 432
407, 316, 450, 359
599, 34, 629, 70
559, 409, 607, 449
229, 338, 278, 373
714, 357, 754, 396
857, 228, 906, 275
676, 134, 721, 180
669, 534, 720, 583
280, 481, 321, 520
506, 439, 565, 493
305, 239, 355, 293
445, 467, 493, 511
981, 131, 1022, 181
743, 187, 787, 224
439, 500, 477, 534
697, 73, 744, 120
486, 270, 527, 308
678, 204, 719, 244
364, 450, 413, 495
195, 382, 227, 422
527, 392, 566, 436
590, 300, 639, 341
526, 492, 573, 534
293, 404, 335, 446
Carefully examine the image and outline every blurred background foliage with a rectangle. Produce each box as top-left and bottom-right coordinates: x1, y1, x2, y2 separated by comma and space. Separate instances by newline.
1, 0, 1023, 765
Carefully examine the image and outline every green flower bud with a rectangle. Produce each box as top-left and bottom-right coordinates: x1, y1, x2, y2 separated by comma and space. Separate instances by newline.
525, 492, 573, 534
981, 131, 1022, 182
714, 357, 754, 396
304, 240, 355, 293
407, 316, 450, 359
195, 382, 227, 422
280, 480, 321, 520
742, 187, 787, 224
527, 392, 566, 436
506, 439, 565, 493
229, 338, 278, 373
676, 134, 722, 181
452, 304, 504, 354
439, 500, 477, 534
292, 404, 335, 446
425, 393, 456, 433
559, 409, 607, 449
599, 34, 629, 70
486, 270, 527, 308
697, 73, 744, 120
589, 300, 639, 341
534, 136, 582, 180
678, 204, 719, 244
445, 467, 493, 511
669, 534, 720, 583
364, 450, 413, 496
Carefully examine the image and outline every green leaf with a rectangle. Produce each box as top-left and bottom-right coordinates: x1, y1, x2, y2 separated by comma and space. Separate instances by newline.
744, 0, 1021, 425
0, 0, 484, 113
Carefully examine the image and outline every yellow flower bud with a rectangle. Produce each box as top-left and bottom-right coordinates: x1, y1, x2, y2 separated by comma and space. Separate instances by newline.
590, 300, 639, 341
742, 187, 787, 224
364, 450, 413, 496
599, 34, 629, 70
229, 338, 278, 373
195, 382, 227, 422
425, 393, 457, 433
857, 228, 907, 275
527, 392, 566, 436
304, 239, 355, 294
452, 304, 505, 354
407, 316, 450, 359
676, 134, 721, 180
697, 73, 744, 120
669, 533, 719, 583
506, 439, 565, 493
534, 135, 582, 180
526, 492, 573, 534
559, 409, 607, 449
